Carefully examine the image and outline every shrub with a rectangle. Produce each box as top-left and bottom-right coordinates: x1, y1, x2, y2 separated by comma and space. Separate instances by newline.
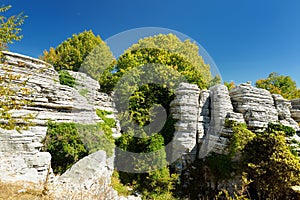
58, 70, 75, 87
43, 120, 115, 174
42, 122, 88, 174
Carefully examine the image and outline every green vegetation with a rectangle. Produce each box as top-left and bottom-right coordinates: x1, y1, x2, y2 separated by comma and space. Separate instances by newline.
0, 5, 34, 131
96, 109, 116, 128
41, 30, 113, 75
107, 34, 216, 199
0, 5, 27, 51
42, 122, 88, 174
100, 34, 216, 93
58, 70, 76, 87
242, 125, 300, 199
179, 121, 300, 199
224, 81, 236, 91
256, 72, 300, 100
2, 12, 299, 198
43, 109, 116, 174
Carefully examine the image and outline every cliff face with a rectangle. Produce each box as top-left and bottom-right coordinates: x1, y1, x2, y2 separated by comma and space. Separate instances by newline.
171, 83, 300, 167
0, 52, 117, 183
291, 99, 300, 123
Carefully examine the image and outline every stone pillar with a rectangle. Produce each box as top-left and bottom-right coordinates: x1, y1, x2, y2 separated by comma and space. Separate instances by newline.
273, 94, 299, 131
291, 99, 300, 124
170, 83, 200, 169
198, 84, 243, 158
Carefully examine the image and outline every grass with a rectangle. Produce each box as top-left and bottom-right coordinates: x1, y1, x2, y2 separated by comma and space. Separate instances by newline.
0, 181, 53, 200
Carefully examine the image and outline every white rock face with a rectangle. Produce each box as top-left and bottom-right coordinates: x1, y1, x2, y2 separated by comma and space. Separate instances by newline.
170, 83, 200, 166
291, 98, 300, 124
198, 84, 244, 158
273, 94, 299, 131
0, 51, 117, 184
230, 83, 278, 130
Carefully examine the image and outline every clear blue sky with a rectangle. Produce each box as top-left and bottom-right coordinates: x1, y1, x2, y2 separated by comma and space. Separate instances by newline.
3, 0, 300, 86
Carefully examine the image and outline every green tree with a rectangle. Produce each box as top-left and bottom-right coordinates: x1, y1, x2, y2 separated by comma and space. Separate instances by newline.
0, 5, 33, 131
127, 33, 212, 83
242, 126, 300, 199
41, 30, 114, 78
100, 34, 216, 93
224, 81, 236, 91
0, 5, 27, 50
256, 72, 300, 100
110, 34, 214, 199
43, 122, 88, 174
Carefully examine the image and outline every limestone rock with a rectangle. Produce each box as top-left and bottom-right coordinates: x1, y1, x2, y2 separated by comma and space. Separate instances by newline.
170, 83, 200, 165
0, 51, 119, 185
291, 98, 300, 123
198, 84, 244, 158
230, 83, 278, 130
273, 94, 299, 131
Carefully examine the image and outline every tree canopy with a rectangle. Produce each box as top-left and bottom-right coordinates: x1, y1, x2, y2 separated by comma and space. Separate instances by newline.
41, 30, 114, 77
0, 5, 27, 51
0, 5, 33, 131
242, 125, 300, 199
256, 72, 300, 100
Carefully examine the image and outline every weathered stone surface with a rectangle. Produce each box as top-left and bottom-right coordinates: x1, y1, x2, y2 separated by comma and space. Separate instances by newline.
170, 83, 200, 166
53, 150, 140, 200
230, 83, 278, 130
291, 98, 300, 123
273, 94, 299, 131
198, 85, 244, 158
0, 51, 118, 184
58, 150, 112, 189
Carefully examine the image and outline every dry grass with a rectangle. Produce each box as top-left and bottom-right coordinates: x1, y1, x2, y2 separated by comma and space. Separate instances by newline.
0, 181, 53, 200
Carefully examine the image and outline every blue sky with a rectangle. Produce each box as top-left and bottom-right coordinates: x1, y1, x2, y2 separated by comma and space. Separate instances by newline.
3, 0, 300, 86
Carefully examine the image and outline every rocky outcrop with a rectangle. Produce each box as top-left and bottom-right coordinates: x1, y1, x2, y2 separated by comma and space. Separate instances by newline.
0, 51, 117, 184
273, 94, 299, 131
171, 83, 299, 167
1, 51, 300, 199
198, 85, 244, 158
51, 150, 139, 200
291, 99, 300, 124
46, 150, 139, 200
170, 83, 200, 167
230, 83, 279, 131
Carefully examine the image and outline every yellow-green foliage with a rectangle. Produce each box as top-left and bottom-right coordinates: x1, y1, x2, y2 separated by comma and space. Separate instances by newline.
58, 70, 75, 87
0, 5, 27, 50
41, 30, 113, 77
242, 126, 300, 199
43, 120, 115, 174
256, 72, 300, 100
0, 64, 35, 131
96, 109, 116, 128
0, 5, 33, 131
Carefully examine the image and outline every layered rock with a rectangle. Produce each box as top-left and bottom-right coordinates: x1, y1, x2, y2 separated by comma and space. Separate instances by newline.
230, 83, 278, 131
198, 85, 244, 158
273, 94, 299, 131
0, 51, 117, 183
291, 98, 300, 124
170, 83, 200, 167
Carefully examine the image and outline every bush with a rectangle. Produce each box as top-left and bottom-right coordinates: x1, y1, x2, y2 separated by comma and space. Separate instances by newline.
58, 70, 75, 87
43, 120, 115, 174
42, 122, 88, 174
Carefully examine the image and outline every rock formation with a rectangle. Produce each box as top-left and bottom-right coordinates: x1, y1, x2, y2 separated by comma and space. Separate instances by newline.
171, 83, 300, 168
0, 52, 118, 190
291, 98, 300, 124
1, 52, 300, 199
170, 83, 200, 167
